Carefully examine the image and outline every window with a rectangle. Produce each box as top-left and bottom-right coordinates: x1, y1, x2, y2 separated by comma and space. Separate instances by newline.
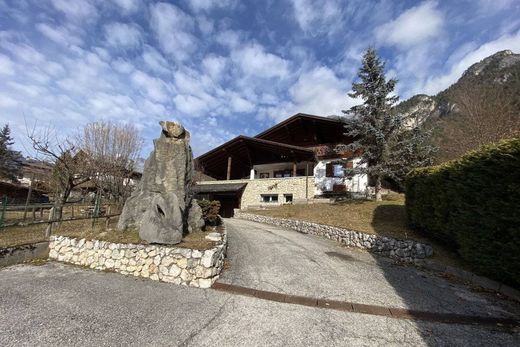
284, 194, 293, 203
261, 194, 278, 203
326, 162, 345, 177
259, 173, 270, 179
333, 164, 344, 177
325, 161, 353, 178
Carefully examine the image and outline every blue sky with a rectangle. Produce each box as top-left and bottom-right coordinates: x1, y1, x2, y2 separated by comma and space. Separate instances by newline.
1, 0, 519, 158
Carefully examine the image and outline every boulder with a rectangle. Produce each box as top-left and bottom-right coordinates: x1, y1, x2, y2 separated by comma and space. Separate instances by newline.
117, 121, 204, 244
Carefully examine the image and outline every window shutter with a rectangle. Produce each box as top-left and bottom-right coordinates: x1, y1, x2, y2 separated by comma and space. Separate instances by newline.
325, 163, 333, 177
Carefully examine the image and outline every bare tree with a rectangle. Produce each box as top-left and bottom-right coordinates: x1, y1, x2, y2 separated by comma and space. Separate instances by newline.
436, 82, 520, 161
79, 121, 142, 205
27, 125, 89, 223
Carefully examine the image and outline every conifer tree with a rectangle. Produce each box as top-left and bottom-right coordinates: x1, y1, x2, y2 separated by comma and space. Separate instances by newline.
0, 124, 23, 182
342, 48, 435, 200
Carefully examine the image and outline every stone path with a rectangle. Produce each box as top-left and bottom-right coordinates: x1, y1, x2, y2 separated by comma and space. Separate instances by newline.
219, 218, 520, 320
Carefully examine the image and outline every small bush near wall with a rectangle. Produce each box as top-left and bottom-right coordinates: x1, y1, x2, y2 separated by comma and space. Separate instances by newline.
405, 137, 520, 288
197, 200, 221, 226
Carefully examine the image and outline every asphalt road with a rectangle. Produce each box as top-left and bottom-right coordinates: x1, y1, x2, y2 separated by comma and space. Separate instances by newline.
0, 218, 519, 346
221, 218, 520, 318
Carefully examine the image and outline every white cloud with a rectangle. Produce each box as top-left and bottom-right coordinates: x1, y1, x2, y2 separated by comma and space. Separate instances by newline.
290, 0, 343, 36
150, 2, 198, 61
231, 43, 290, 79
215, 30, 241, 49
112, 0, 140, 14
422, 30, 520, 94
185, 0, 237, 12
202, 55, 227, 81
174, 94, 211, 115
50, 0, 97, 20
375, 1, 443, 48
131, 70, 170, 102
289, 66, 353, 115
36, 23, 83, 46
104, 22, 142, 49
258, 66, 358, 123
229, 93, 255, 113
111, 58, 135, 74
0, 95, 18, 108
0, 53, 15, 75
142, 45, 170, 74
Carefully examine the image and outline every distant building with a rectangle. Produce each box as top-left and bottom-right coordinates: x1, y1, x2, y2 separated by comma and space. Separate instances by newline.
194, 113, 368, 217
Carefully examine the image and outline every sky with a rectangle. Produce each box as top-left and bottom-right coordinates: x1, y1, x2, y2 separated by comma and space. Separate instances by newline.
1, 0, 519, 159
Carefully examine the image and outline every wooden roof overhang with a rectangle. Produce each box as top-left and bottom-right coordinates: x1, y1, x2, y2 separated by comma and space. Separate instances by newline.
255, 113, 350, 147
192, 183, 247, 194
195, 136, 315, 180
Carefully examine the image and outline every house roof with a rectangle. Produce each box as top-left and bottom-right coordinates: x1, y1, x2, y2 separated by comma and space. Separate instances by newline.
194, 135, 315, 180
192, 182, 247, 194
254, 113, 348, 147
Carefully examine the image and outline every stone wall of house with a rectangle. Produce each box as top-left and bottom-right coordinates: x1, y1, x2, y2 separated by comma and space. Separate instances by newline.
234, 211, 433, 263
240, 177, 315, 208
48, 228, 227, 288
197, 178, 314, 209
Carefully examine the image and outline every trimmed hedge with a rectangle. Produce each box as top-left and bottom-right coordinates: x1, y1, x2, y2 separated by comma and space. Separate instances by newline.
406, 137, 520, 288
197, 199, 221, 226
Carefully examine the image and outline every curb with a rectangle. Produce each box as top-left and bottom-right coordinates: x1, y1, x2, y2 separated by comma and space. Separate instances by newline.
212, 282, 520, 328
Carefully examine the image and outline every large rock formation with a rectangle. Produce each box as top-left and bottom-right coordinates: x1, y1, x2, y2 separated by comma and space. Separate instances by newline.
117, 121, 204, 244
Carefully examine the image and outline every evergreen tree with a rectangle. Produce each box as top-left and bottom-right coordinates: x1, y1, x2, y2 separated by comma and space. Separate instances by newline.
342, 48, 435, 200
0, 124, 23, 182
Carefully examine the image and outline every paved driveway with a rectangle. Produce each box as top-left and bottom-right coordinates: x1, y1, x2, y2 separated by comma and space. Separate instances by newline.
221, 218, 520, 318
0, 218, 519, 346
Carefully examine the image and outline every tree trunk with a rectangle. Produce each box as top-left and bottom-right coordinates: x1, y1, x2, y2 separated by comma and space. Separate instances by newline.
375, 176, 382, 202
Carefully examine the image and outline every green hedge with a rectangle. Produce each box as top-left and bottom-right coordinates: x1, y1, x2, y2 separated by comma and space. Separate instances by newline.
197, 199, 221, 226
405, 137, 520, 288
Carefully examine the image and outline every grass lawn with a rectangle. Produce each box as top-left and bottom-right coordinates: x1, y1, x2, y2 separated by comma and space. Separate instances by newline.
248, 193, 465, 268
1, 217, 218, 250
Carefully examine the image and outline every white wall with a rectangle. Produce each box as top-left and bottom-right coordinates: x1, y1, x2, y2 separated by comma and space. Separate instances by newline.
314, 158, 367, 195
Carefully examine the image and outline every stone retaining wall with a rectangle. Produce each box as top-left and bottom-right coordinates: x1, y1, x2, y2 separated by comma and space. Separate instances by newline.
48, 227, 227, 289
0, 242, 49, 267
234, 211, 433, 263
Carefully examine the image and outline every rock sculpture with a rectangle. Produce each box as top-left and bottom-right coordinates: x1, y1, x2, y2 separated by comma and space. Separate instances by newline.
117, 121, 204, 244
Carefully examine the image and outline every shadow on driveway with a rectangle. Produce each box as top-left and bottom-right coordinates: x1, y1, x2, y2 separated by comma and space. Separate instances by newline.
371, 204, 520, 346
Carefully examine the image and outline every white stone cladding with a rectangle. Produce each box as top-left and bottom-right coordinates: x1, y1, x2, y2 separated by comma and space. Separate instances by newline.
234, 211, 433, 263
48, 225, 227, 288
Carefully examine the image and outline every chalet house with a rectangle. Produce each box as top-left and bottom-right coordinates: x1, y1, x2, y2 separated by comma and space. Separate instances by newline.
193, 113, 368, 217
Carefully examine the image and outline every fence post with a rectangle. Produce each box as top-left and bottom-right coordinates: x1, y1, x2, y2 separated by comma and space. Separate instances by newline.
105, 205, 111, 229
92, 192, 101, 229
45, 207, 54, 237
0, 195, 6, 227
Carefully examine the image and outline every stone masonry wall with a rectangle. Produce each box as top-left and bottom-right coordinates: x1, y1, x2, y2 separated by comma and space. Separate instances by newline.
235, 211, 433, 263
48, 227, 227, 288
198, 177, 314, 209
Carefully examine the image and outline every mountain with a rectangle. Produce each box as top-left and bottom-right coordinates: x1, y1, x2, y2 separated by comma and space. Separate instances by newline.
395, 50, 520, 161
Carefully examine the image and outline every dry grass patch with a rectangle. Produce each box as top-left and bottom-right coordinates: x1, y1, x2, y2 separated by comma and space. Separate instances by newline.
1, 217, 219, 250
249, 193, 465, 269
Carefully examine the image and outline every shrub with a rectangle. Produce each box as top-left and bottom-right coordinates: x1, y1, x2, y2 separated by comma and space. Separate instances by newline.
405, 137, 520, 288
197, 199, 221, 226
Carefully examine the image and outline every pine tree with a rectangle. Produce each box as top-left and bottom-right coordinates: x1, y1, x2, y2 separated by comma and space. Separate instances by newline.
342, 48, 435, 200
0, 124, 23, 182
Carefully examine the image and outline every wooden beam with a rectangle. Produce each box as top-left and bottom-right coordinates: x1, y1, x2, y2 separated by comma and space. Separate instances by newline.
293, 162, 297, 177
227, 156, 232, 180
